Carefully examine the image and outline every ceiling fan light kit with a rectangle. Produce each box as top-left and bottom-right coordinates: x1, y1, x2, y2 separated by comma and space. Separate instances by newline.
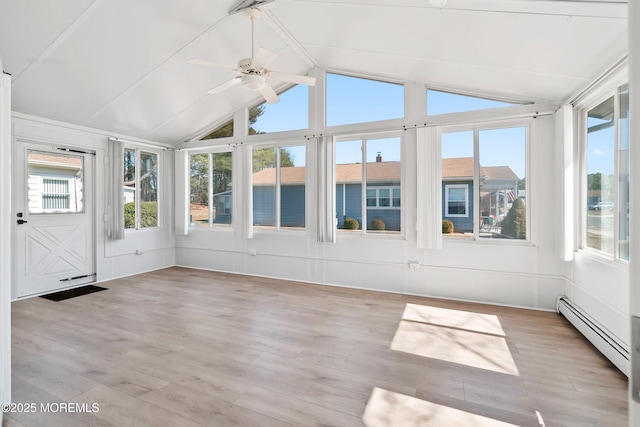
190, 6, 315, 104
242, 74, 267, 91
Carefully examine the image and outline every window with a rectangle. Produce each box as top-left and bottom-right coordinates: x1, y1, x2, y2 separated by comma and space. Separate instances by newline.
201, 118, 233, 140
252, 144, 306, 229
189, 151, 233, 227
584, 84, 629, 261
336, 135, 402, 234
124, 148, 159, 229
427, 90, 518, 116
326, 73, 404, 126
27, 151, 84, 214
249, 85, 309, 134
445, 184, 468, 217
441, 125, 527, 240
366, 187, 401, 208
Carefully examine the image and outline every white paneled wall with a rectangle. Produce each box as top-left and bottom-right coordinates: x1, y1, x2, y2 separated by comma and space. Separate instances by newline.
11, 114, 175, 296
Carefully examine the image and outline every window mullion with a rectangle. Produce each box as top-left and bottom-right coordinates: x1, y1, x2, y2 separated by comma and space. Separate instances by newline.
208, 153, 214, 227
362, 139, 367, 235
135, 148, 141, 230
473, 130, 480, 239
276, 148, 281, 230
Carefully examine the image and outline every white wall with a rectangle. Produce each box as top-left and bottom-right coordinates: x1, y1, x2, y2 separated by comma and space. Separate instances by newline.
1, 59, 13, 409
176, 111, 564, 311
11, 114, 175, 297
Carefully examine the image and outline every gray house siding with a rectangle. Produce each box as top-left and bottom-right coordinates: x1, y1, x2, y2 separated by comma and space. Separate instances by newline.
253, 185, 305, 227
442, 181, 474, 232
336, 184, 400, 231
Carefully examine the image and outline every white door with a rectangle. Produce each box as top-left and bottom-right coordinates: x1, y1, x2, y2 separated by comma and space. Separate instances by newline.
14, 142, 95, 298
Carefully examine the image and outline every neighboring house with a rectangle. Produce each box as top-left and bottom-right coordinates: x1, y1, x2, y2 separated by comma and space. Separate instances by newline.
251, 167, 306, 227
26, 152, 84, 214
250, 157, 519, 232
442, 157, 520, 233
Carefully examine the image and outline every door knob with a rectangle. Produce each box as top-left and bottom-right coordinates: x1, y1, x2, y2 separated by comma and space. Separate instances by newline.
17, 219, 28, 224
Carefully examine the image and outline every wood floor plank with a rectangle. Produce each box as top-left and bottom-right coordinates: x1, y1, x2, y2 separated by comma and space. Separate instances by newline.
9, 267, 628, 427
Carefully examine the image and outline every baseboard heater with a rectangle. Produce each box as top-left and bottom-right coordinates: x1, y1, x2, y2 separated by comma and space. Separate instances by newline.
557, 297, 629, 377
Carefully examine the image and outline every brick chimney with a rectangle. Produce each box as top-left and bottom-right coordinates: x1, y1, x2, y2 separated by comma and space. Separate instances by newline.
376, 152, 382, 162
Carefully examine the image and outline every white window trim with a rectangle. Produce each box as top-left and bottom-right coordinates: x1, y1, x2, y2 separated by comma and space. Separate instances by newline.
578, 82, 630, 263
366, 186, 401, 209
335, 130, 405, 237
439, 118, 531, 243
445, 184, 469, 217
188, 150, 234, 229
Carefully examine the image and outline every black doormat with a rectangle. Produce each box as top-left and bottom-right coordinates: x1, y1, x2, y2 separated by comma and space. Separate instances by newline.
40, 285, 108, 302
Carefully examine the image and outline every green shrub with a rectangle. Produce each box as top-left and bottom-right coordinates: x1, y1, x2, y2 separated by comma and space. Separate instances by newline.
500, 197, 526, 239
442, 219, 454, 234
370, 218, 386, 231
124, 201, 158, 228
343, 217, 360, 230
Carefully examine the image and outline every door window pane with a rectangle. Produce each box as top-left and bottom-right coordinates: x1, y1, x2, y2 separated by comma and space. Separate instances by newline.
586, 96, 615, 254
27, 151, 84, 214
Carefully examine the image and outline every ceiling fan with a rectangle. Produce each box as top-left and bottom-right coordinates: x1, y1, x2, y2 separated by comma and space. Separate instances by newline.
189, 8, 315, 104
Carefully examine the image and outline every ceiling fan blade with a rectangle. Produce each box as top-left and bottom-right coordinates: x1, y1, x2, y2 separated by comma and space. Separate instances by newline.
266, 71, 316, 86
259, 82, 280, 104
188, 58, 234, 70
253, 48, 278, 69
207, 76, 242, 94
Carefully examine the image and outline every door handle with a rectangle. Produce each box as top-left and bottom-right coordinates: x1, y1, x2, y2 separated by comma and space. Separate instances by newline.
17, 219, 28, 225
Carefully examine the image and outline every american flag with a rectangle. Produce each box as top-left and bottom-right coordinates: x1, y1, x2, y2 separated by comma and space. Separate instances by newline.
507, 190, 516, 202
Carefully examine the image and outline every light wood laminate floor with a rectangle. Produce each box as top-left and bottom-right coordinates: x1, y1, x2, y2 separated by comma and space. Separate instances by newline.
6, 267, 628, 426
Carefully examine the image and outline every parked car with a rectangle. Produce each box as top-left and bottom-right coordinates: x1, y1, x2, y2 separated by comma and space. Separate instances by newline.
589, 201, 614, 211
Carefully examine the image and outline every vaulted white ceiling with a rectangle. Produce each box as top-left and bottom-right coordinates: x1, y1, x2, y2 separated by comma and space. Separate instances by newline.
0, 0, 628, 144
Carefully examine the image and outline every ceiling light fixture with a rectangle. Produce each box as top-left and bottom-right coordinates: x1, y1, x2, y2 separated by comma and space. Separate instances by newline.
242, 74, 267, 91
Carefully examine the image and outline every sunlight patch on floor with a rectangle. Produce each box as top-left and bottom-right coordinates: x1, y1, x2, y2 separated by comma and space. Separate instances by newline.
391, 305, 519, 376
362, 387, 520, 427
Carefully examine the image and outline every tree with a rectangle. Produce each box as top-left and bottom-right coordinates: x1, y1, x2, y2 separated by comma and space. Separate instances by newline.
200, 105, 265, 140
588, 173, 601, 191
500, 197, 526, 239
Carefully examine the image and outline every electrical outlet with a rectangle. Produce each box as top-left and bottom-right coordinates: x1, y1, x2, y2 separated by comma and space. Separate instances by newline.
249, 249, 257, 256
408, 261, 419, 270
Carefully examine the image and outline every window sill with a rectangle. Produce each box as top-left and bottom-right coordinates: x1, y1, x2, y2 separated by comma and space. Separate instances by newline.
575, 249, 629, 270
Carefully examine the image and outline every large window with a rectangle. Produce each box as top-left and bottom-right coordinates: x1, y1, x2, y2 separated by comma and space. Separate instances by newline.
326, 73, 404, 126
252, 144, 306, 230
190, 151, 233, 227
441, 125, 527, 240
336, 135, 402, 234
124, 148, 159, 229
584, 84, 629, 261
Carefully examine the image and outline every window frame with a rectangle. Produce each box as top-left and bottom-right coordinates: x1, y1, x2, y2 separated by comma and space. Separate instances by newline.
579, 82, 629, 263
335, 130, 405, 237
445, 184, 469, 217
440, 119, 531, 243
188, 147, 234, 229
124, 145, 162, 231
